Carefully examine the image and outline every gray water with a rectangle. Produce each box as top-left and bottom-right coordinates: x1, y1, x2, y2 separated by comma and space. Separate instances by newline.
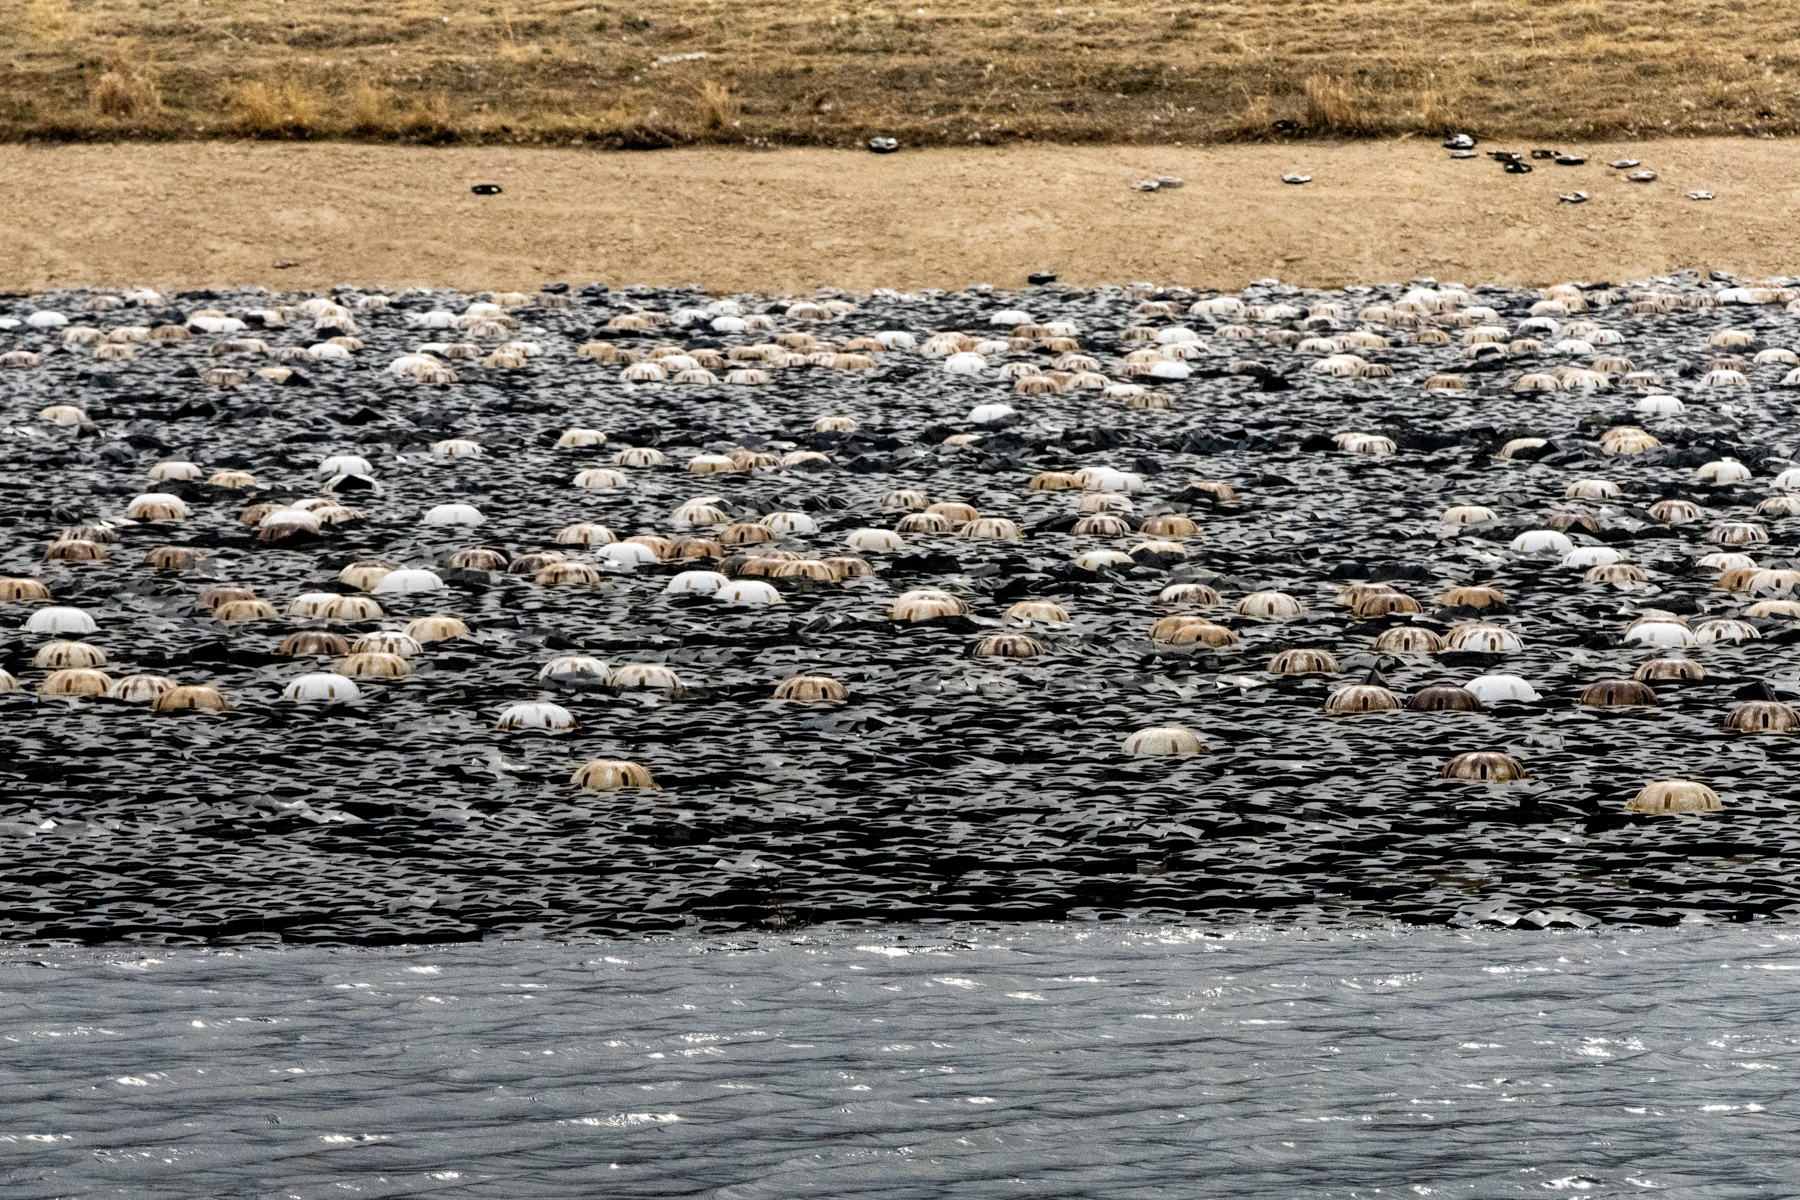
2, 923, 1796, 1199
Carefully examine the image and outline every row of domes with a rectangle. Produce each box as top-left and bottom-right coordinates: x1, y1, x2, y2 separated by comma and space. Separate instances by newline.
1116, 723, 1724, 811
21, 277, 1797, 418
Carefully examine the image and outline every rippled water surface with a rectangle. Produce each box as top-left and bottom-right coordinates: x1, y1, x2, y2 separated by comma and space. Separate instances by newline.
3, 923, 1796, 1198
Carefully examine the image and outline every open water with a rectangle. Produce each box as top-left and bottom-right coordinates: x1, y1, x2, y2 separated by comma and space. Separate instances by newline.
3, 922, 1796, 1199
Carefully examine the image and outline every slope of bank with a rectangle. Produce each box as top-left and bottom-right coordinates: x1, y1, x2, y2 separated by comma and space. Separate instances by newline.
10, 0, 1797, 146
3, 139, 1799, 293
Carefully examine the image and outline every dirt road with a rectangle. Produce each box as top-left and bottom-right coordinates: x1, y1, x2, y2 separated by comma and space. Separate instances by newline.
3, 140, 1797, 293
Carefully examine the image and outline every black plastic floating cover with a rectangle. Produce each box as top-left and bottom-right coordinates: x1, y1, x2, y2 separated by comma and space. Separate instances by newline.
471, 184, 503, 195
1329, 561, 1430, 582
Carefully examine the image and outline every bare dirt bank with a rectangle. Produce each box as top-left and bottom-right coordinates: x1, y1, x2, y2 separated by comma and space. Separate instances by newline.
4, 140, 1800, 294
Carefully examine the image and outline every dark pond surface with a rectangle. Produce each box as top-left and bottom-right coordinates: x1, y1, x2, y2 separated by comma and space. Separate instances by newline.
2, 923, 1797, 1198
3, 274, 1800, 941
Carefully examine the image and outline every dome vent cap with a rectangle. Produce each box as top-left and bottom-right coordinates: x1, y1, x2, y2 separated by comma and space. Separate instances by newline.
495, 702, 578, 733
571, 760, 658, 789
1462, 674, 1540, 703
1324, 684, 1403, 714
108, 674, 178, 703
1409, 685, 1483, 712
773, 675, 849, 701
1440, 751, 1528, 782
1579, 679, 1659, 707
1121, 725, 1208, 756
1627, 780, 1721, 814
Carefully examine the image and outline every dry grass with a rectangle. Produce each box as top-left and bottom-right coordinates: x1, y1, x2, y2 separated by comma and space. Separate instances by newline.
4, 0, 1800, 146
348, 80, 390, 135
1303, 76, 1373, 137
697, 80, 739, 134
90, 69, 160, 119
230, 78, 324, 136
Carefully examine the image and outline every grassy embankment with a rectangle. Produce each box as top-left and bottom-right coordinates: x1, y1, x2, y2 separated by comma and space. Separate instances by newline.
6, 0, 1800, 148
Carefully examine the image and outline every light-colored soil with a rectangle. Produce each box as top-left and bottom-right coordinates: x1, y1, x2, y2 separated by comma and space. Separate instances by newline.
5, 139, 1800, 294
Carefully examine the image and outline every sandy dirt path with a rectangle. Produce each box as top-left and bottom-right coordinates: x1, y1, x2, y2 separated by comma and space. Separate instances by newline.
3, 140, 1798, 293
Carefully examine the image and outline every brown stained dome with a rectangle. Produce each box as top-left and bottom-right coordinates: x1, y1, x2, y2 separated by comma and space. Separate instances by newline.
1236, 591, 1305, 619
722, 522, 780, 544
1071, 514, 1132, 537
896, 513, 956, 535
1267, 648, 1341, 675
144, 546, 205, 570
151, 685, 231, 713
1723, 701, 1800, 733
1005, 600, 1070, 623
1158, 582, 1221, 606
536, 562, 605, 586
0, 578, 52, 601
214, 599, 278, 622
1138, 514, 1200, 538
337, 652, 412, 679
889, 590, 968, 621
445, 547, 508, 571
971, 633, 1047, 660
1337, 582, 1400, 607
1579, 679, 1660, 708
1354, 592, 1423, 619
508, 551, 566, 575
1441, 751, 1528, 782
1121, 725, 1209, 756
1440, 586, 1507, 609
1627, 780, 1722, 814
1635, 657, 1705, 682
1586, 564, 1647, 585
1148, 616, 1239, 647
571, 760, 659, 789
773, 676, 850, 701
1375, 626, 1445, 654
277, 631, 352, 656
1324, 684, 1403, 714
40, 668, 112, 696
1409, 685, 1484, 712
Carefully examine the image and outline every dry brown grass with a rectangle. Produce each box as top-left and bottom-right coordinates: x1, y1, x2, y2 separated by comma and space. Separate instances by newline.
4, 0, 1800, 146
348, 81, 390, 135
90, 69, 160, 120
1303, 76, 1374, 137
230, 78, 324, 136
697, 80, 739, 134
24, 0, 83, 45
